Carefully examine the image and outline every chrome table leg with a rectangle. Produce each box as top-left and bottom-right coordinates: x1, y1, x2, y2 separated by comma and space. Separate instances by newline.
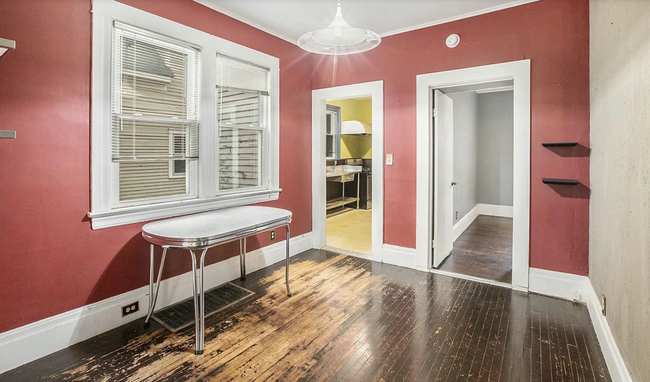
198, 248, 209, 354
285, 224, 291, 297
144, 247, 168, 327
239, 238, 246, 280
189, 250, 202, 355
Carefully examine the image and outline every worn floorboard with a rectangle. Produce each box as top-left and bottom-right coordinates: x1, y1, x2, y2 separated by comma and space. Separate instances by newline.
439, 215, 513, 283
0, 249, 610, 382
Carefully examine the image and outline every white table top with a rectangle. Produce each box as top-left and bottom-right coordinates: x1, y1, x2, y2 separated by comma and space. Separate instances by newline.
142, 206, 292, 248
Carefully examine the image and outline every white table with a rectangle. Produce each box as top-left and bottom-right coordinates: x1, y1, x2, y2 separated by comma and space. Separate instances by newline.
141, 206, 292, 354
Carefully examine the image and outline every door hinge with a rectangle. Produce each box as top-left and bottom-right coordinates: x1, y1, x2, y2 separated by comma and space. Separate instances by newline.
431, 240, 436, 249
432, 108, 437, 118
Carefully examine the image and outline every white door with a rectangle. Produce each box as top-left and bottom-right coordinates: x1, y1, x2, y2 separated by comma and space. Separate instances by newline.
432, 90, 454, 268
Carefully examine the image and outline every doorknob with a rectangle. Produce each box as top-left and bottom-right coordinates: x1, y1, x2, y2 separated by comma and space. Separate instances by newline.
451, 181, 457, 186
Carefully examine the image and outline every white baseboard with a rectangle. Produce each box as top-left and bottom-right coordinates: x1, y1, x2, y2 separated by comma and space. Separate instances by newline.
453, 204, 479, 242
583, 281, 633, 382
381, 244, 417, 269
528, 267, 588, 302
478, 203, 513, 218
0, 232, 313, 374
528, 268, 632, 381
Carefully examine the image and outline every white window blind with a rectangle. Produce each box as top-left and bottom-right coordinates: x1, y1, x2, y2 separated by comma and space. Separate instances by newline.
216, 54, 269, 191
112, 22, 200, 202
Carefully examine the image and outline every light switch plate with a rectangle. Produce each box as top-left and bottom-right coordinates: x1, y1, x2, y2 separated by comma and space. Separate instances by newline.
386, 154, 394, 165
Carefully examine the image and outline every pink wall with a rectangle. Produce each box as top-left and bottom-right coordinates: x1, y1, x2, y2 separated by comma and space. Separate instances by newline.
311, 0, 590, 275
0, 0, 590, 334
0, 0, 312, 333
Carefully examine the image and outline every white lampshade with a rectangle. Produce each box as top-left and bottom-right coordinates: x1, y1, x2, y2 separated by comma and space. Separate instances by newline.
297, 2, 381, 55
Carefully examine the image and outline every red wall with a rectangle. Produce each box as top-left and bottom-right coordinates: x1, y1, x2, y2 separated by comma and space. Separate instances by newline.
0, 0, 312, 333
0, 0, 590, 334
311, 0, 590, 275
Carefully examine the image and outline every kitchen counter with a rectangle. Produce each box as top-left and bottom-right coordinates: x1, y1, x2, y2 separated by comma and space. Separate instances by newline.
326, 165, 362, 178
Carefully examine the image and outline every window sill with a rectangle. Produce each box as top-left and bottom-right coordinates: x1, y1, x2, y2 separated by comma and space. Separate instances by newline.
88, 189, 281, 230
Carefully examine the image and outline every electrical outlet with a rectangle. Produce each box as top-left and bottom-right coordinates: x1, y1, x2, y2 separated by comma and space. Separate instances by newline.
270, 230, 276, 240
601, 294, 607, 316
122, 301, 139, 317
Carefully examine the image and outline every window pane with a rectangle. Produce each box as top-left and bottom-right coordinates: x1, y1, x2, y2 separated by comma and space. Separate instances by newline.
219, 127, 261, 191
120, 162, 188, 201
326, 136, 334, 158
218, 88, 260, 126
112, 25, 199, 203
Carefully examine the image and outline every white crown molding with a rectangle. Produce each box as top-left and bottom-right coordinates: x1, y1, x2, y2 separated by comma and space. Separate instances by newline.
192, 0, 541, 47
379, 0, 542, 38
0, 233, 313, 374
192, 0, 296, 44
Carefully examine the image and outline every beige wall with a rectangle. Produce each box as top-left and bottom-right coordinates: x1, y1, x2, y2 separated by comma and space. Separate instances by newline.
590, 1, 650, 380
327, 98, 372, 158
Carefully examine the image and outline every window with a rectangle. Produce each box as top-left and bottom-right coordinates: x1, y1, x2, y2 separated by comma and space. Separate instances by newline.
325, 105, 341, 159
216, 55, 268, 191
112, 23, 199, 203
169, 131, 187, 178
90, 1, 280, 229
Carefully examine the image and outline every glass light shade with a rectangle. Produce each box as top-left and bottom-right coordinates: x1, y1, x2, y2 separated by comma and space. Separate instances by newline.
297, 3, 381, 55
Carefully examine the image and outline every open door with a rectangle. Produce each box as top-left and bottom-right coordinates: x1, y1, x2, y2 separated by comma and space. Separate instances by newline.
432, 89, 454, 268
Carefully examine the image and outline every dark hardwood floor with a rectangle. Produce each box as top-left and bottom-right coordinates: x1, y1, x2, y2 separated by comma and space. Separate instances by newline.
0, 249, 610, 382
439, 215, 513, 283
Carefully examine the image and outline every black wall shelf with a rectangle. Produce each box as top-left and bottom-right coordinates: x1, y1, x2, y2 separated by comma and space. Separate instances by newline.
541, 142, 578, 147
542, 178, 579, 186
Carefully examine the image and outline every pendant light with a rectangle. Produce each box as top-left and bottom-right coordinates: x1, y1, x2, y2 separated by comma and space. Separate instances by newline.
297, 1, 381, 55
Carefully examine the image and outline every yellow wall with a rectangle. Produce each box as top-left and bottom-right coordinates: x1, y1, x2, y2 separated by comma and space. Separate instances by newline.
327, 98, 372, 158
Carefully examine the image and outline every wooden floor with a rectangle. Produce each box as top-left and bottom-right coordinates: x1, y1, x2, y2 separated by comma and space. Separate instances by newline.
0, 250, 610, 382
326, 208, 372, 254
439, 215, 513, 283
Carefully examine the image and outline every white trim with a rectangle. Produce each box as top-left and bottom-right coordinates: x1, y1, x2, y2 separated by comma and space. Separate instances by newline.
381, 244, 417, 269
192, 0, 540, 46
528, 268, 633, 381
311, 81, 384, 264
528, 267, 587, 303
91, 0, 281, 229
322, 246, 371, 261
379, 0, 541, 38
584, 281, 634, 382
89, 190, 280, 229
430, 268, 512, 290
192, 0, 296, 44
0, 232, 312, 374
452, 204, 479, 242
478, 203, 513, 218
415, 59, 530, 289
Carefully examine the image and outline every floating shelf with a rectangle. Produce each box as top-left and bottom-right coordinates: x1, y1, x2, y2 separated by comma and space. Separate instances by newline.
542, 142, 578, 147
542, 178, 579, 186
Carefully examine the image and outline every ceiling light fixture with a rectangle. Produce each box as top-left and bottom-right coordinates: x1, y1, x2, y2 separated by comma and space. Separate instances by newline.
297, 1, 381, 55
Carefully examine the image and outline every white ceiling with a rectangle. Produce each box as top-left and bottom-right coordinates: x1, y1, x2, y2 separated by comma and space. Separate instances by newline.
193, 0, 539, 44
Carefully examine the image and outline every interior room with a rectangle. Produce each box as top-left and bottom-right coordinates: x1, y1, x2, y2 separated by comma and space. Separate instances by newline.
325, 97, 372, 256
436, 84, 515, 284
0, 0, 648, 381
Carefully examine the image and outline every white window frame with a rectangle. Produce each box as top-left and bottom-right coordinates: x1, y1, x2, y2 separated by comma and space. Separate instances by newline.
89, 0, 280, 229
168, 130, 188, 179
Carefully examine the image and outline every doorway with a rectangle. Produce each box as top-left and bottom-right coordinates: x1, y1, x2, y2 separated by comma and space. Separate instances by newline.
415, 60, 530, 290
325, 97, 373, 255
311, 81, 384, 263
434, 85, 515, 284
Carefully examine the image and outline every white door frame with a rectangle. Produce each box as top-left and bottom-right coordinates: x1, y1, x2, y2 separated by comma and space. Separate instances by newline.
415, 60, 531, 290
312, 81, 384, 263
